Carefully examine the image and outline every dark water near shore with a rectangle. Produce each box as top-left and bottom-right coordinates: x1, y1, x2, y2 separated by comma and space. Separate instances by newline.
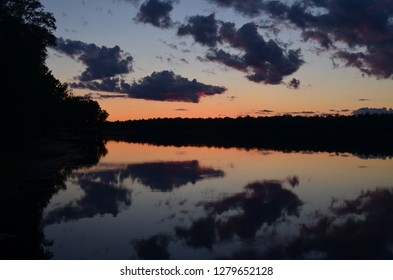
40, 141, 393, 259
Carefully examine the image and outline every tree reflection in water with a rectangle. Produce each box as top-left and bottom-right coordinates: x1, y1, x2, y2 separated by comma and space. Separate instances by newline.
0, 136, 107, 259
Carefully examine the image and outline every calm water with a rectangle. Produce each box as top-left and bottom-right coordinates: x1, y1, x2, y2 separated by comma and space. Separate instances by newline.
42, 141, 393, 259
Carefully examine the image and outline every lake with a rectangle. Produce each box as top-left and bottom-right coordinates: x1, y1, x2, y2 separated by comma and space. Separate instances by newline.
42, 141, 393, 259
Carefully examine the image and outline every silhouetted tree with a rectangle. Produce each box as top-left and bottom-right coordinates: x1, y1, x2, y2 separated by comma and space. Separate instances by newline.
0, 0, 107, 135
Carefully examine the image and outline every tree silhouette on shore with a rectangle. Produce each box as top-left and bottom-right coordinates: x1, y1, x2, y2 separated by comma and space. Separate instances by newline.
0, 0, 108, 136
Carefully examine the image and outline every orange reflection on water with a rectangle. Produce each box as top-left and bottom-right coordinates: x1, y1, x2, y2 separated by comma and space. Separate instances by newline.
102, 141, 393, 192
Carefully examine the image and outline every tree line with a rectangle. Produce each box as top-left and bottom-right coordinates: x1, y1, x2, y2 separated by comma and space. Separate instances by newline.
105, 114, 393, 156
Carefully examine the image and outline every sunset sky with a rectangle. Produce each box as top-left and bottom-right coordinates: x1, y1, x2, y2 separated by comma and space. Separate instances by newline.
41, 0, 393, 121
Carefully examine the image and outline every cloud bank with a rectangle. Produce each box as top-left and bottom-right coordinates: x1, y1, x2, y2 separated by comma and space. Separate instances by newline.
55, 37, 134, 81
208, 0, 393, 79
353, 107, 393, 115
178, 14, 304, 85
72, 70, 227, 103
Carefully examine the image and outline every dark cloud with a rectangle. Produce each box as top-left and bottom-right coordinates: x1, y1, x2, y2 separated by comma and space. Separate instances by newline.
128, 71, 227, 102
358, 98, 370, 101
84, 92, 128, 99
287, 78, 300, 89
178, 14, 303, 85
54, 37, 133, 81
256, 109, 274, 114
135, 0, 175, 29
208, 22, 304, 84
289, 0, 393, 78
289, 111, 316, 115
177, 13, 220, 47
71, 77, 123, 92
208, 0, 393, 79
353, 107, 393, 115
72, 71, 227, 103
178, 14, 304, 84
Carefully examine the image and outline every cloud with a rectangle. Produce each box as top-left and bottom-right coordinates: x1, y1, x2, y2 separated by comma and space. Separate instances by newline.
289, 111, 316, 115
210, 22, 304, 84
177, 13, 220, 47
159, 39, 179, 50
54, 37, 133, 81
113, 0, 140, 5
358, 98, 370, 102
179, 16, 305, 84
178, 15, 304, 85
71, 77, 124, 92
208, 0, 393, 79
207, 0, 291, 19
207, 0, 267, 17
256, 109, 274, 114
72, 71, 227, 103
353, 107, 393, 115
287, 78, 300, 89
289, 0, 393, 79
84, 92, 128, 99
135, 0, 175, 29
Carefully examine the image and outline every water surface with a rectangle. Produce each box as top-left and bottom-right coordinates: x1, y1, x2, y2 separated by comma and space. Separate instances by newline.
42, 141, 393, 259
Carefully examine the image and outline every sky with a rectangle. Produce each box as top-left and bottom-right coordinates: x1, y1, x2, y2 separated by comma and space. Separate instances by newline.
41, 0, 393, 121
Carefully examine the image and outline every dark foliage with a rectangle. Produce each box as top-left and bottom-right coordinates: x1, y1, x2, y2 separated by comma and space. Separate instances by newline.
105, 114, 393, 157
0, 0, 108, 137
0, 135, 107, 259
